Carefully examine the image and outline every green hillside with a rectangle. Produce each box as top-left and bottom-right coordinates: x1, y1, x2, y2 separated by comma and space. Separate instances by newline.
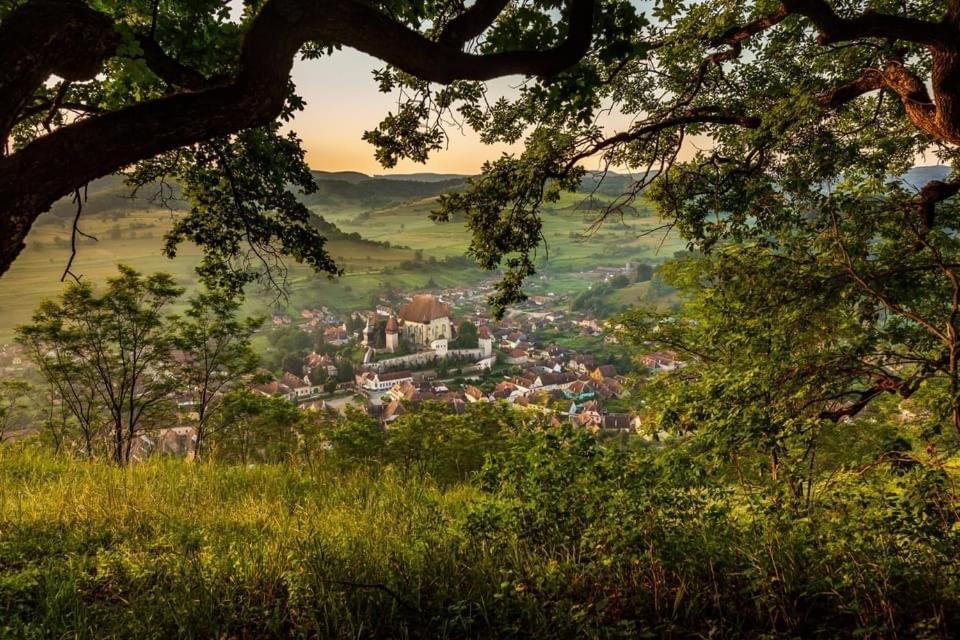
0, 174, 683, 341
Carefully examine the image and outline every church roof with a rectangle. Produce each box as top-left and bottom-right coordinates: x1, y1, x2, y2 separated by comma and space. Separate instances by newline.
399, 294, 450, 324
385, 315, 399, 333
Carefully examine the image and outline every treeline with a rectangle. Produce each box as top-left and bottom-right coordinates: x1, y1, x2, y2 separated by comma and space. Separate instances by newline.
394, 251, 476, 272
570, 263, 673, 316
210, 398, 524, 482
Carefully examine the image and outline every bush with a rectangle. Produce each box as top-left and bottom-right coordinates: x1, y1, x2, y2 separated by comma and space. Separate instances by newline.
1, 420, 959, 638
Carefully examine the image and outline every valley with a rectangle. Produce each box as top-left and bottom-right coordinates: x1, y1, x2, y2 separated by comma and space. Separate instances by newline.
0, 172, 684, 341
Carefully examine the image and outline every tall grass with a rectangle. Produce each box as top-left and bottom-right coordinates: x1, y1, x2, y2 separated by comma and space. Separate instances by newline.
0, 448, 511, 638
2, 441, 959, 638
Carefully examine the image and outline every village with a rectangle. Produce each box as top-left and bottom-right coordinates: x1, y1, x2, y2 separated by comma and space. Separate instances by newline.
0, 261, 682, 456
247, 274, 680, 433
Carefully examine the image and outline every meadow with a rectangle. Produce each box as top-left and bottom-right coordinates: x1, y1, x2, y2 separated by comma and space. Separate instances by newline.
0, 181, 684, 341
2, 420, 959, 639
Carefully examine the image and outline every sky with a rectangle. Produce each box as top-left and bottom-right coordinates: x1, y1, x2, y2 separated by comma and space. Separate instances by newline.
281, 8, 931, 176
288, 50, 523, 175
286, 47, 714, 177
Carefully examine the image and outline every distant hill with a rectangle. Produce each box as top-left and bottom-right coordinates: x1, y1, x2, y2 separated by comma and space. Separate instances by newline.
37, 174, 392, 251
38, 172, 467, 228
304, 173, 465, 209
44, 175, 186, 225
579, 171, 654, 197
900, 165, 952, 188
311, 171, 373, 184
41, 166, 953, 227
373, 172, 468, 183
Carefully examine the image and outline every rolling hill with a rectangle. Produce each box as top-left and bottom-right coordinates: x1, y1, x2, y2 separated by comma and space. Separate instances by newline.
0, 169, 689, 341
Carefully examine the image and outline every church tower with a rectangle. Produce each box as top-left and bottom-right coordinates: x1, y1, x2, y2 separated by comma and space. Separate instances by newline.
479, 325, 493, 358
385, 315, 399, 352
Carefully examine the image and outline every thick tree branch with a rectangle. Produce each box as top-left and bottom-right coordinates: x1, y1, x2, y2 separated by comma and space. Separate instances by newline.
917, 178, 960, 231
711, 5, 790, 48
819, 57, 960, 144
781, 0, 951, 47
562, 109, 761, 174
815, 67, 886, 109
134, 35, 211, 91
712, 3, 960, 144
819, 372, 920, 422
0, 0, 119, 144
439, 0, 512, 46
0, 0, 597, 277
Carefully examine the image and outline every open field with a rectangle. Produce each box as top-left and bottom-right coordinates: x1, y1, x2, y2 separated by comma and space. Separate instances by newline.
0, 183, 684, 341
318, 191, 685, 270
0, 212, 415, 340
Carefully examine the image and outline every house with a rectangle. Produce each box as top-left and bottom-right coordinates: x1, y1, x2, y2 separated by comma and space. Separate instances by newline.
252, 379, 301, 402
251, 373, 322, 403
0, 344, 27, 372
575, 406, 604, 429
323, 325, 351, 346
382, 398, 409, 423
640, 351, 680, 372
504, 331, 527, 348
567, 355, 597, 375
281, 372, 322, 400
532, 371, 578, 390
304, 352, 337, 378
358, 370, 415, 392
601, 413, 634, 432
387, 380, 419, 402
464, 386, 486, 403
504, 348, 529, 365
476, 356, 497, 371
590, 365, 618, 380
510, 376, 534, 391
129, 426, 197, 460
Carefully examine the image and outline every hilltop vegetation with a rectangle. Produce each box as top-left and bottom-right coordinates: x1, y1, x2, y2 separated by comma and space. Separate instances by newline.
2, 416, 958, 639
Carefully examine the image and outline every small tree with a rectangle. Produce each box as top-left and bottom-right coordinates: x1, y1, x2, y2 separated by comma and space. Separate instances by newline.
322, 406, 387, 471
17, 266, 182, 465
0, 379, 31, 444
336, 359, 355, 383
207, 389, 301, 464
452, 320, 479, 349
174, 289, 262, 460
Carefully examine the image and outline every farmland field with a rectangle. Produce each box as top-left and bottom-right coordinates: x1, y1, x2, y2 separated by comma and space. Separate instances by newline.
0, 175, 684, 341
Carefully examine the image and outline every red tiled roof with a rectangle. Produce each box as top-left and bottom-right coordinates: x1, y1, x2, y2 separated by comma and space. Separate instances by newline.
399, 295, 450, 324
379, 370, 414, 381
385, 315, 399, 333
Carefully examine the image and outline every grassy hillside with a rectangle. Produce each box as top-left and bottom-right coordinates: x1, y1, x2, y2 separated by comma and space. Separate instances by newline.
2, 430, 958, 638
0, 174, 685, 341
319, 190, 684, 269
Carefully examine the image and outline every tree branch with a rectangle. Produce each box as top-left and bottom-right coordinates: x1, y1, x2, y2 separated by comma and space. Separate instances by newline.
0, 0, 598, 278
815, 67, 886, 109
134, 34, 212, 91
562, 109, 761, 174
0, 0, 119, 144
781, 0, 951, 47
439, 0, 512, 46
